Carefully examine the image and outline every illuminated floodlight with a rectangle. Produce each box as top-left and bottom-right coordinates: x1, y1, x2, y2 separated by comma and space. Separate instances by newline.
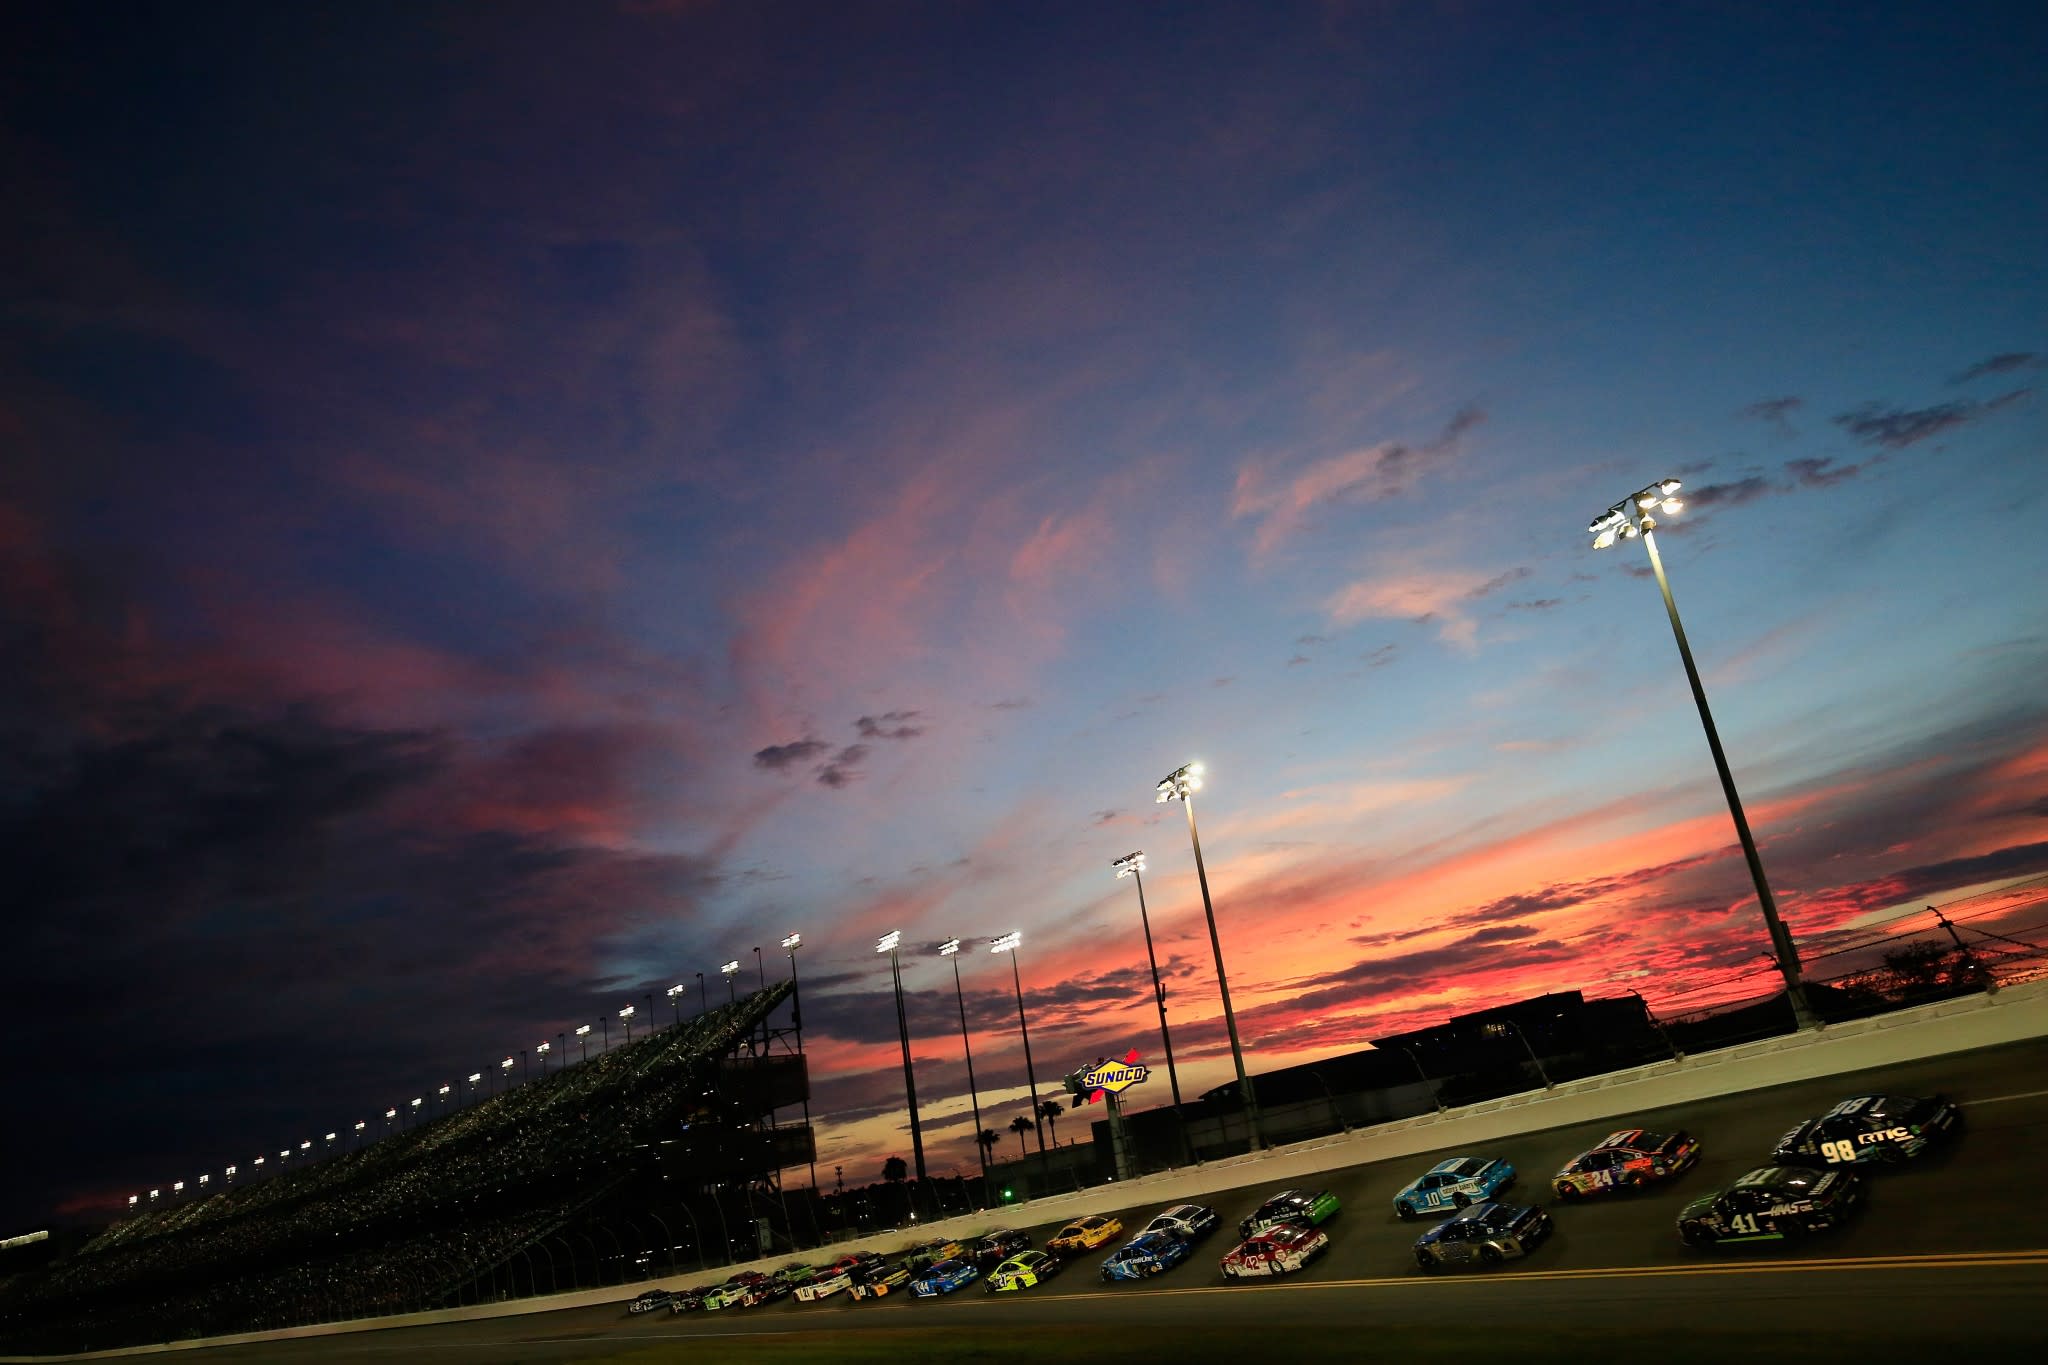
1155, 762, 1204, 803
226, 1164, 238, 1177
500, 1056, 515, 1069
326, 1131, 337, 1141
407, 1100, 420, 1111
303, 1137, 316, 1147
468, 1070, 483, 1083
667, 983, 685, 998
534, 1043, 549, 1056
780, 931, 803, 950
720, 960, 741, 976
150, 1189, 160, 1199
279, 1149, 291, 1159
938, 937, 961, 957
253, 1157, 265, 1166
173, 1181, 184, 1192
575, 1023, 592, 1037
384, 1108, 397, 1119
619, 1004, 636, 1018
1112, 851, 1145, 878
1659, 478, 1682, 495
198, 1173, 209, 1185
354, 1121, 367, 1131
129, 1195, 139, 1206
990, 931, 1021, 955
876, 930, 901, 954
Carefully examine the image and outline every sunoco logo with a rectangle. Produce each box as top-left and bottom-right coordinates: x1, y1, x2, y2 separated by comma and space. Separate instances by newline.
1078, 1050, 1151, 1103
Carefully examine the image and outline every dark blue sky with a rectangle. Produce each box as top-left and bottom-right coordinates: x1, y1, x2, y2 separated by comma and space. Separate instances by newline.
3, 0, 2043, 1229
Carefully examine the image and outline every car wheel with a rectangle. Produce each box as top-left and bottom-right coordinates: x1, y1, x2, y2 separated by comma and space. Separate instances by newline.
1452, 1192, 1471, 1209
1479, 1246, 1502, 1265
1555, 1182, 1579, 1201
1416, 1251, 1438, 1273
1396, 1200, 1416, 1220
1679, 1220, 1714, 1248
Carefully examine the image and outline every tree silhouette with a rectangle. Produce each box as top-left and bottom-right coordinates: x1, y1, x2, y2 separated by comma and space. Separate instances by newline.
1008, 1114, 1036, 1160
881, 1155, 908, 1185
976, 1129, 999, 1164
1038, 1098, 1065, 1147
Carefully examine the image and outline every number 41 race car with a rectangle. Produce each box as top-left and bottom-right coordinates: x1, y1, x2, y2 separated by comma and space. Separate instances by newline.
1679, 1166, 1864, 1246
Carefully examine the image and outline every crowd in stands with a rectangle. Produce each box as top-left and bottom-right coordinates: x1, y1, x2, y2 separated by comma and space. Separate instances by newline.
0, 986, 788, 1353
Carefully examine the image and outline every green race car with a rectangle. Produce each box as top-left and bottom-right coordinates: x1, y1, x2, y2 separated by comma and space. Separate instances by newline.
1238, 1188, 1341, 1239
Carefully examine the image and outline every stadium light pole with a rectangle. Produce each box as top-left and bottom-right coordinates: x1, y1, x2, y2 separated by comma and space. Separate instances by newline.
438, 1083, 452, 1112
721, 959, 741, 1004
353, 1119, 367, 1148
499, 1056, 515, 1093
467, 1072, 482, 1106
938, 938, 989, 1189
601, 1014, 610, 1053
1588, 480, 1817, 1030
536, 1041, 551, 1075
520, 1048, 529, 1083
667, 983, 685, 1026
782, 931, 819, 1194
410, 1097, 423, 1127
1485, 1019, 1552, 1089
575, 1024, 591, 1063
1112, 851, 1190, 1160
697, 971, 707, 1016
1156, 761, 1265, 1151
619, 1004, 636, 1045
878, 931, 929, 1182
754, 946, 766, 990
990, 931, 1049, 1189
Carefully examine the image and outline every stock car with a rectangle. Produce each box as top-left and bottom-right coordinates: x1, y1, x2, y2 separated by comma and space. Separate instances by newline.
1219, 1222, 1331, 1279
1552, 1128, 1700, 1199
847, 1260, 914, 1300
905, 1237, 969, 1271
985, 1249, 1063, 1292
667, 1281, 722, 1313
1140, 1203, 1221, 1242
1678, 1166, 1865, 1247
771, 1261, 822, 1293
1047, 1215, 1124, 1254
1412, 1201, 1553, 1271
1238, 1188, 1342, 1238
909, 1257, 979, 1297
970, 1228, 1031, 1270
1392, 1156, 1518, 1219
793, 1252, 884, 1303
1100, 1230, 1193, 1281
627, 1288, 675, 1314
702, 1271, 778, 1310
1772, 1094, 1963, 1169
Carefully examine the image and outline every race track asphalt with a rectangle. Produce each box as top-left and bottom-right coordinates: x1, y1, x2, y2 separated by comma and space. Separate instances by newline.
116, 1039, 2048, 1363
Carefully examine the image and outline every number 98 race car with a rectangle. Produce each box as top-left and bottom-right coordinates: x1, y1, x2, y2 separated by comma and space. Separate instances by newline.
1772, 1094, 1961, 1168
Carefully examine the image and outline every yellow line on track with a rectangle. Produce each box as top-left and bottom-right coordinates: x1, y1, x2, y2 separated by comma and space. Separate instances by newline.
993, 1248, 2048, 1303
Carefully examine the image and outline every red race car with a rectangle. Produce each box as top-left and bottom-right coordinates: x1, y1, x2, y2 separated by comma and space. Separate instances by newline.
1219, 1222, 1330, 1279
1552, 1127, 1700, 1199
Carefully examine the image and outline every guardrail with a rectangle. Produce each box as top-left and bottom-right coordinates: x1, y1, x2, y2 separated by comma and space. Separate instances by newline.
12, 976, 2045, 1361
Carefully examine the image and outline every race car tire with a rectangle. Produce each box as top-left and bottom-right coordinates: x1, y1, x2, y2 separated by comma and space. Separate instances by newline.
1452, 1192, 1471, 1209
1480, 1246, 1502, 1265
1396, 1200, 1417, 1220
1555, 1182, 1579, 1201
1416, 1250, 1439, 1272
1678, 1220, 1715, 1247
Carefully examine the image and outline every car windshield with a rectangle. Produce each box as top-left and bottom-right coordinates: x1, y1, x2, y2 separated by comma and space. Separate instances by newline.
1477, 1204, 1516, 1227
1448, 1158, 1488, 1176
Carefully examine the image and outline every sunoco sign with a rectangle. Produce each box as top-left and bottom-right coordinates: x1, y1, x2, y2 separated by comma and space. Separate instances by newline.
1075, 1050, 1151, 1104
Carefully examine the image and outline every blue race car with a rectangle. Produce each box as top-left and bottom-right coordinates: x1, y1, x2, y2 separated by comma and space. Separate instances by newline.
909, 1257, 978, 1297
1099, 1231, 1192, 1281
1393, 1155, 1517, 1220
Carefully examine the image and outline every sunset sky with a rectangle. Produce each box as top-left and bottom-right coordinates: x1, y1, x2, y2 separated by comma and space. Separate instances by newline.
4, 0, 2044, 1229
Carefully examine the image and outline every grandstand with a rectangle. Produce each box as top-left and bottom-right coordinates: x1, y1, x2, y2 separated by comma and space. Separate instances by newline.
0, 984, 807, 1354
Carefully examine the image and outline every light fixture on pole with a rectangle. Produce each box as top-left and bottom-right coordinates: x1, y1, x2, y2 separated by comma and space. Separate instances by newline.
1112, 850, 1191, 1162
408, 1098, 422, 1126
466, 1072, 482, 1107
499, 1056, 514, 1094
937, 938, 989, 1188
781, 931, 819, 1194
535, 1041, 551, 1074
667, 983, 685, 1026
754, 945, 766, 990
437, 1084, 451, 1110
989, 930, 1050, 1180
575, 1023, 592, 1062
619, 1003, 636, 1045
721, 959, 741, 1004
1156, 761, 1265, 1150
1588, 479, 1816, 1029
1483, 1019, 1553, 1089
877, 930, 929, 1182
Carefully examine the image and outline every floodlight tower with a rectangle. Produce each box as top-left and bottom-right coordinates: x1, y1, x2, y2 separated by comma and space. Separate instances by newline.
721, 959, 741, 1003
989, 931, 1047, 1165
1113, 851, 1190, 1159
1156, 762, 1265, 1150
938, 938, 988, 1184
1588, 479, 1816, 1030
878, 931, 929, 1181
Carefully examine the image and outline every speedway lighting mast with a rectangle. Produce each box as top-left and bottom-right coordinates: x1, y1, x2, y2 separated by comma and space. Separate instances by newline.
780, 930, 818, 1191
1112, 850, 1189, 1160
990, 931, 1048, 1172
936, 937, 988, 1183
877, 930, 928, 1181
1587, 478, 1815, 1030
1155, 761, 1265, 1150
619, 1003, 636, 1044
721, 959, 741, 1004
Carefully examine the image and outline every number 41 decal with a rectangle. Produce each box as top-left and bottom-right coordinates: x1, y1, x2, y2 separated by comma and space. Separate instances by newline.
1728, 1213, 1763, 1235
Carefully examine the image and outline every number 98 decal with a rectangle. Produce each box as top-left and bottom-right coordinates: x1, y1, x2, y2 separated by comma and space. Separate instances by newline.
1820, 1139, 1859, 1163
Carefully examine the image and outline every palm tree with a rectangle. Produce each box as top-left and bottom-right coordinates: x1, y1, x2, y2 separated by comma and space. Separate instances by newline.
1037, 1098, 1065, 1147
1008, 1114, 1036, 1160
976, 1129, 999, 1164
881, 1155, 908, 1185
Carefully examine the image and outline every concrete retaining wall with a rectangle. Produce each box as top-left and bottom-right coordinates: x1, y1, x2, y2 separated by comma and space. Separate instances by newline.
18, 979, 2047, 1360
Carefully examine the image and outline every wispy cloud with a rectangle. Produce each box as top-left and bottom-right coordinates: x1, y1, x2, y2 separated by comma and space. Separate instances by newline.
1323, 563, 1528, 649
1232, 406, 1485, 558
1834, 389, 2030, 449
1949, 352, 2040, 386
1739, 395, 1803, 436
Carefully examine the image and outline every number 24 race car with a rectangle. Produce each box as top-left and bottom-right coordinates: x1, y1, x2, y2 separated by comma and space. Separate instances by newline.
1552, 1128, 1699, 1199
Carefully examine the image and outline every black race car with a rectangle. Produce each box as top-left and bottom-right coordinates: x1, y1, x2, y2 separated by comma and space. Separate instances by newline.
627, 1288, 675, 1314
1678, 1166, 1864, 1247
970, 1227, 1031, 1270
1237, 1188, 1340, 1239
1772, 1093, 1962, 1169
847, 1259, 915, 1300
